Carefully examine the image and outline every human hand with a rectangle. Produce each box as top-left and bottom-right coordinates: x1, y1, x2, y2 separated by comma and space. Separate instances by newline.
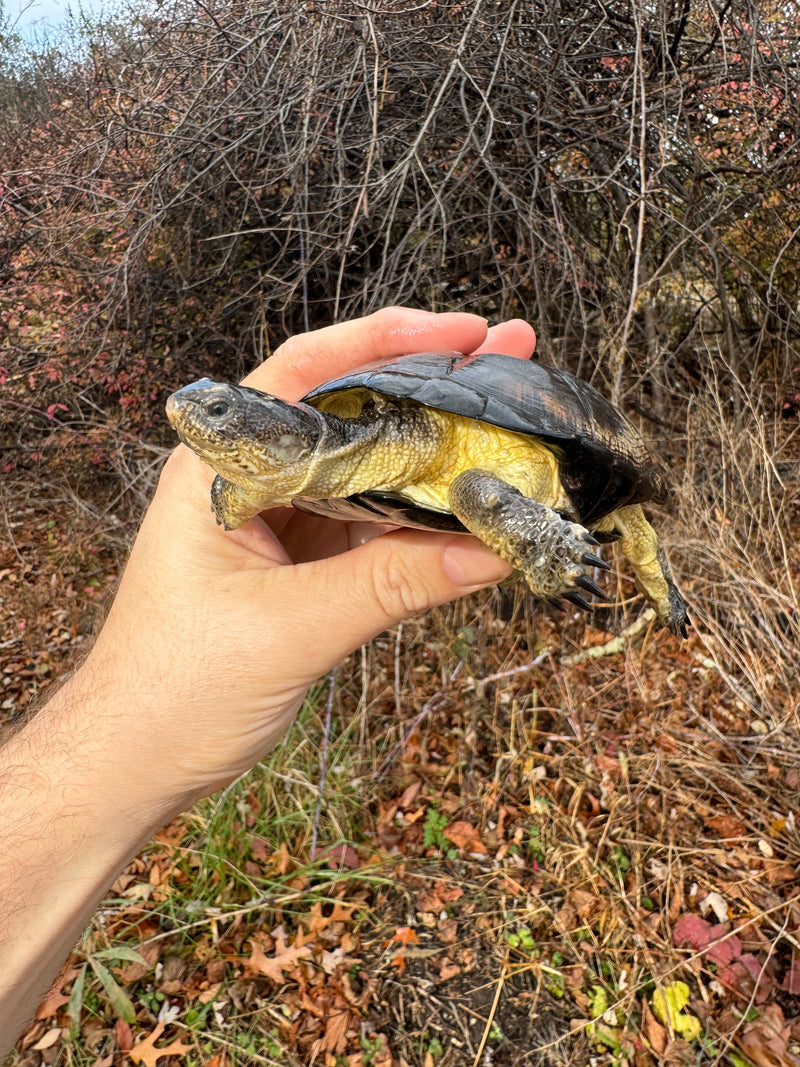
0, 308, 538, 1050
75, 308, 537, 823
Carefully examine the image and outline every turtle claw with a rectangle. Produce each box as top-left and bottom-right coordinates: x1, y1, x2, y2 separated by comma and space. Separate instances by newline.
564, 591, 592, 612
581, 551, 611, 571
575, 575, 606, 599
665, 583, 690, 638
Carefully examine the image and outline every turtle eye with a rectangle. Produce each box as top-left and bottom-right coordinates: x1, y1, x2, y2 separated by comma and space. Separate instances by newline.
206, 398, 231, 419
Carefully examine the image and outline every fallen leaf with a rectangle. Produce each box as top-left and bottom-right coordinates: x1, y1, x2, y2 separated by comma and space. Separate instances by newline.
36, 965, 79, 1019
764, 861, 797, 885
416, 883, 463, 912
673, 913, 741, 966
718, 954, 773, 1004
247, 936, 311, 983
782, 958, 800, 995
673, 914, 712, 952
314, 843, 361, 869
554, 902, 577, 934
398, 781, 422, 809
736, 1004, 800, 1067
443, 820, 488, 854
117, 942, 161, 984
321, 947, 347, 974
387, 927, 419, 947
130, 1022, 192, 1067
651, 982, 702, 1042
569, 888, 602, 922
594, 754, 621, 778
321, 1007, 351, 1054
269, 842, 292, 875
698, 891, 729, 923
641, 998, 667, 1055
115, 1019, 134, 1051
438, 957, 461, 981
386, 926, 419, 972
32, 1028, 61, 1051
705, 930, 741, 967
704, 815, 746, 838
437, 917, 458, 943
308, 900, 356, 935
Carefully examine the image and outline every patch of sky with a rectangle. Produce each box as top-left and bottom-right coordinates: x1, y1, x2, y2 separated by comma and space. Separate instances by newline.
1, 0, 159, 70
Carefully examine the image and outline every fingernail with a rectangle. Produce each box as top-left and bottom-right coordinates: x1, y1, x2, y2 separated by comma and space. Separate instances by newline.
443, 538, 511, 589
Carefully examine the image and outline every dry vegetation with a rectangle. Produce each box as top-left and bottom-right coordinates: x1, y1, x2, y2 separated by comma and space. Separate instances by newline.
2, 0, 800, 1064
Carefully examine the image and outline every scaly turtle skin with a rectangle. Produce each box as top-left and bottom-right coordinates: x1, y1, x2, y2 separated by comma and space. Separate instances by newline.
166, 351, 688, 637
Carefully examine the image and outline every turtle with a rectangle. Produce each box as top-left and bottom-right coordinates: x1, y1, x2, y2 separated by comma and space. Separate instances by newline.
166, 351, 688, 637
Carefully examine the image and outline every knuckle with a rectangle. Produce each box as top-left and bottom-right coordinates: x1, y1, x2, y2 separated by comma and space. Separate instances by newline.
366, 305, 409, 343
369, 550, 429, 620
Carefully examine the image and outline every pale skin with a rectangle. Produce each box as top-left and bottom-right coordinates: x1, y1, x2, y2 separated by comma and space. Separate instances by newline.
0, 308, 540, 1055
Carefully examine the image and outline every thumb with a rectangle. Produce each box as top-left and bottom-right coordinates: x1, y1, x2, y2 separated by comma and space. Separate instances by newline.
286, 530, 513, 678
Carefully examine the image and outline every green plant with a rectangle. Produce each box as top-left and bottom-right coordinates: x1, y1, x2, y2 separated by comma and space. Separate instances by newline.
505, 923, 537, 953
423, 807, 451, 853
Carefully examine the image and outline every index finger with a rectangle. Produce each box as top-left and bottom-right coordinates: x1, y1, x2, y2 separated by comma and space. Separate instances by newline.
242, 306, 490, 400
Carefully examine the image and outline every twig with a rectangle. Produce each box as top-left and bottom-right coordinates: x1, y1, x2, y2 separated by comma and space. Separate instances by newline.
310, 666, 338, 858
473, 952, 509, 1067
560, 609, 656, 665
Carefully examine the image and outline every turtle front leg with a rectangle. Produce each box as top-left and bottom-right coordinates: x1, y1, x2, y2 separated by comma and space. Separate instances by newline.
594, 504, 689, 637
448, 469, 609, 608
211, 475, 266, 529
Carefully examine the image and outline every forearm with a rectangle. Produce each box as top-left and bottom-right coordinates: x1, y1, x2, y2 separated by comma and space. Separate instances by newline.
0, 674, 171, 1057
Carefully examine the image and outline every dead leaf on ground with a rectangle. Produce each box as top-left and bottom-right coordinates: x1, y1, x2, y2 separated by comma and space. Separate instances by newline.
437, 917, 459, 943
117, 942, 161, 984
320, 1007, 351, 1054
444, 820, 488, 854
115, 1019, 133, 1051
308, 900, 356, 935
718, 953, 773, 1004
385, 926, 419, 972
568, 888, 603, 921
398, 781, 422, 809
35, 964, 79, 1019
782, 958, 800, 995
641, 998, 666, 1055
246, 935, 311, 983
415, 882, 463, 912
736, 1004, 800, 1067
31, 1028, 61, 1051
129, 1022, 191, 1067
704, 814, 747, 838
672, 913, 742, 966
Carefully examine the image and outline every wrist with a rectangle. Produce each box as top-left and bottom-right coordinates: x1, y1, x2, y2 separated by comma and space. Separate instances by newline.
29, 667, 185, 841
0, 675, 175, 1053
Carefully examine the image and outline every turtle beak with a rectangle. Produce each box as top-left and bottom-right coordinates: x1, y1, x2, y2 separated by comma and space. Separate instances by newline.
166, 379, 243, 456
164, 392, 181, 421
166, 378, 217, 424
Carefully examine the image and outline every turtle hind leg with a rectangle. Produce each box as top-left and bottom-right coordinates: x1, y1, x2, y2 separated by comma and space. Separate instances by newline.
448, 469, 610, 607
595, 504, 689, 638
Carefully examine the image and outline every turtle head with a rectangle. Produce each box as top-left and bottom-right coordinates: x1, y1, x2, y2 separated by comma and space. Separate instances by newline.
166, 378, 323, 499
